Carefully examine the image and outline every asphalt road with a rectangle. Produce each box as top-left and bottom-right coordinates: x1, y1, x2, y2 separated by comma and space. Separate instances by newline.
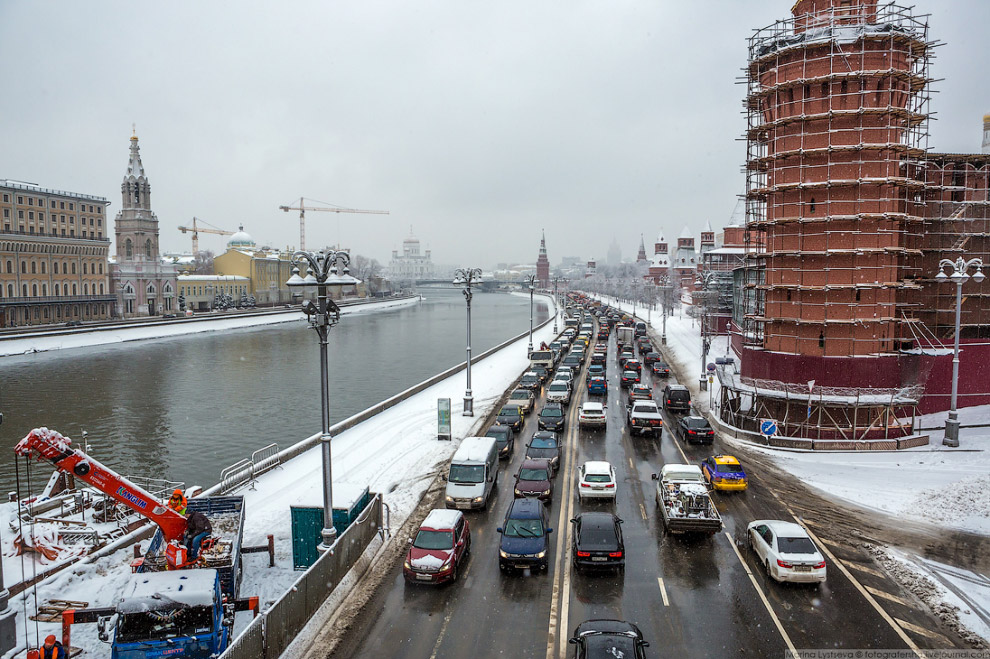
330, 316, 966, 658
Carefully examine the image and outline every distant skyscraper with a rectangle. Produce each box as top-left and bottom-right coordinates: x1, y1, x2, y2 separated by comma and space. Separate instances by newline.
607, 237, 621, 267
536, 230, 550, 287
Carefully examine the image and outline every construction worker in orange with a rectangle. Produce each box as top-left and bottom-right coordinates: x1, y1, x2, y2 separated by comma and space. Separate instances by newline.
39, 634, 67, 659
167, 489, 187, 515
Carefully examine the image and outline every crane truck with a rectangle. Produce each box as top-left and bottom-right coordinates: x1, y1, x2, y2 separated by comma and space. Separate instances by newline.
15, 428, 257, 659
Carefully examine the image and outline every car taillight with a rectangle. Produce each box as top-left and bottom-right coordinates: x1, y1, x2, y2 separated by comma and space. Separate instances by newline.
688, 430, 697, 434
777, 559, 793, 569
814, 560, 826, 569
577, 551, 591, 557
667, 399, 672, 404
605, 483, 615, 488
580, 483, 590, 488
608, 551, 623, 558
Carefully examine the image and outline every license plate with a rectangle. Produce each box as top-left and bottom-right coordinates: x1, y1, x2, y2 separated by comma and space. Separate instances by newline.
591, 557, 607, 562
416, 573, 433, 581
793, 565, 812, 572
593, 485, 603, 489
456, 502, 472, 509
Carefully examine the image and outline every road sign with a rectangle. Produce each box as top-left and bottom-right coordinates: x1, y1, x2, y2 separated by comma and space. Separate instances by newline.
760, 419, 777, 437
438, 398, 452, 441
707, 362, 716, 373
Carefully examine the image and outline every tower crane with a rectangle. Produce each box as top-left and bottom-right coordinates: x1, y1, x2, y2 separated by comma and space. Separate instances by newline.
279, 197, 389, 251
178, 217, 235, 255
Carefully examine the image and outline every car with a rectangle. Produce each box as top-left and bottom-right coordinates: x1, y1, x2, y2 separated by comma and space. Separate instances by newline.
538, 402, 566, 432
634, 321, 647, 337
508, 388, 536, 415
644, 351, 661, 367
526, 432, 561, 474
546, 380, 572, 406
594, 342, 609, 354
636, 337, 651, 354
485, 425, 515, 459
662, 383, 691, 413
617, 349, 634, 365
562, 328, 576, 341
585, 364, 606, 383
513, 458, 553, 501
587, 376, 608, 397
562, 355, 582, 371
701, 455, 748, 491
554, 368, 574, 385
568, 620, 649, 658
619, 370, 640, 388
64, 320, 82, 327
570, 512, 624, 573
403, 509, 471, 584
496, 404, 525, 432
652, 361, 671, 378
678, 415, 715, 444
497, 498, 553, 573
577, 461, 617, 501
530, 364, 550, 383
747, 520, 826, 584
627, 384, 653, 404
623, 359, 642, 373
578, 402, 607, 429
518, 371, 542, 391
590, 352, 607, 367
596, 329, 609, 340
162, 313, 177, 319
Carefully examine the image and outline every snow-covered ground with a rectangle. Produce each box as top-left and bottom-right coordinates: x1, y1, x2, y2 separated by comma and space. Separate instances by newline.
0, 294, 554, 657
0, 295, 420, 357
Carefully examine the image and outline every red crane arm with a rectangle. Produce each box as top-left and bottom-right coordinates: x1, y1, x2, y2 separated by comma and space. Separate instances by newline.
14, 428, 188, 543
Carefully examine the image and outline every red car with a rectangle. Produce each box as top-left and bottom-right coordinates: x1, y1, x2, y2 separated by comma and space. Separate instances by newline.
404, 509, 471, 584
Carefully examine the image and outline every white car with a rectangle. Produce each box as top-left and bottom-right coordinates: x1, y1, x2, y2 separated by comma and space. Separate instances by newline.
546, 380, 572, 405
578, 461, 617, 501
578, 402, 607, 429
747, 520, 826, 584
554, 368, 574, 384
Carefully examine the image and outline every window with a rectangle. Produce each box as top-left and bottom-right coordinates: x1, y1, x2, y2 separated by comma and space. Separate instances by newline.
810, 197, 816, 213
32, 284, 38, 297
41, 262, 46, 274
1, 194, 6, 202
31, 261, 36, 274
55, 284, 60, 296
5, 260, 10, 274
856, 289, 861, 302
27, 198, 33, 206
125, 239, 132, 258
72, 284, 77, 295
71, 263, 76, 274
42, 284, 47, 296
18, 210, 23, 219
28, 211, 33, 220
100, 283, 104, 294
83, 283, 89, 295
22, 284, 27, 297
60, 202, 64, 209
145, 239, 152, 258
83, 263, 87, 274
68, 203, 74, 210
819, 331, 825, 348
99, 263, 103, 274
17, 196, 23, 204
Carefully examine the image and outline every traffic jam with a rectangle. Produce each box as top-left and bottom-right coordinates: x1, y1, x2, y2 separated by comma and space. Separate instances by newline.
339, 293, 931, 658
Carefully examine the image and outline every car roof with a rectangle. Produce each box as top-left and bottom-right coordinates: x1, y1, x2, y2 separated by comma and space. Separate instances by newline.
520, 458, 551, 470
753, 520, 810, 537
543, 402, 563, 409
714, 455, 740, 465
421, 509, 462, 531
582, 402, 604, 411
582, 461, 612, 474
667, 384, 689, 391
576, 512, 619, 528
589, 376, 607, 382
487, 425, 511, 436
508, 497, 546, 518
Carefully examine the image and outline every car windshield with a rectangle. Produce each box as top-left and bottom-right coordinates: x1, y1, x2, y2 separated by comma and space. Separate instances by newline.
521, 375, 538, 383
413, 529, 454, 550
503, 518, 544, 537
685, 417, 710, 429
549, 384, 568, 392
717, 461, 742, 472
448, 464, 485, 484
510, 391, 529, 401
519, 468, 549, 481
541, 408, 563, 418
499, 407, 520, 417
116, 605, 214, 643
530, 437, 558, 448
778, 536, 817, 554
623, 371, 637, 378
578, 523, 619, 549
584, 474, 612, 483
486, 428, 509, 440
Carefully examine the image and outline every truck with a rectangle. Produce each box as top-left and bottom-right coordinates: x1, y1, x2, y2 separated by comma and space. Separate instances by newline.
15, 428, 257, 658
650, 464, 723, 535
626, 401, 663, 437
616, 326, 634, 350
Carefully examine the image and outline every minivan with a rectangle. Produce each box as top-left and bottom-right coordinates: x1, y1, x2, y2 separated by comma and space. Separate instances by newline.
444, 437, 499, 510
662, 384, 692, 414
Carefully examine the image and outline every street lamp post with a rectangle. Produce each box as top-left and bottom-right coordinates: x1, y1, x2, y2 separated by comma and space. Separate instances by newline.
935, 256, 985, 447
286, 249, 358, 550
454, 268, 483, 416
658, 275, 672, 345
551, 276, 565, 333
695, 272, 717, 393
523, 274, 537, 355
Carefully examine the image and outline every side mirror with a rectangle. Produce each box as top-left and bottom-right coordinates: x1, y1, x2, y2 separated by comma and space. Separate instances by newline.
441, 474, 447, 481
496, 527, 503, 534
568, 638, 578, 645
651, 473, 659, 481
408, 537, 414, 544
640, 641, 651, 648
546, 527, 553, 534
570, 518, 578, 524
457, 539, 464, 546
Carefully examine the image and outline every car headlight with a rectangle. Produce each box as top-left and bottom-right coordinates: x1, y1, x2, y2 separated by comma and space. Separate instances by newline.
535, 551, 546, 559
499, 549, 510, 559
445, 495, 453, 502
472, 496, 484, 503
404, 559, 411, 569
542, 489, 551, 496
514, 488, 522, 496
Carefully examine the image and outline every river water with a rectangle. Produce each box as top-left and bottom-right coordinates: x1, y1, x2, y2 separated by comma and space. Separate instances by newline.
0, 289, 549, 495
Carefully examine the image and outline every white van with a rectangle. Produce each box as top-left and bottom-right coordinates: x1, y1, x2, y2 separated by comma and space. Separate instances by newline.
444, 437, 499, 510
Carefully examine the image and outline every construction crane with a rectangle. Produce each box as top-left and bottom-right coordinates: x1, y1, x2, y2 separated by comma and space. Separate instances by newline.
279, 197, 389, 251
178, 217, 235, 255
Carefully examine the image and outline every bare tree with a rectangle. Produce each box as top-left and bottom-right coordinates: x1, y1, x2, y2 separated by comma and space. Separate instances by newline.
192, 250, 215, 274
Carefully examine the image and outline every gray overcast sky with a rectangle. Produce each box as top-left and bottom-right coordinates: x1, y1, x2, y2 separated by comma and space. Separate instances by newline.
1, 1, 987, 269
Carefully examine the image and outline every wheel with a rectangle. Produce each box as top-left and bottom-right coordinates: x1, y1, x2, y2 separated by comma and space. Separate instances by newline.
765, 560, 774, 581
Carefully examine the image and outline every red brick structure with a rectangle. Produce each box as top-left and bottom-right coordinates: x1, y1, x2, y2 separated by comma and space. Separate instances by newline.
536, 230, 550, 288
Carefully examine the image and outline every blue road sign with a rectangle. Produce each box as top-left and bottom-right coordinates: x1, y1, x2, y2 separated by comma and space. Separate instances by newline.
760, 419, 777, 437
707, 362, 716, 373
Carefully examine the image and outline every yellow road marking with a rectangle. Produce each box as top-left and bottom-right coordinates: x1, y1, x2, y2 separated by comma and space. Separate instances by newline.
845, 562, 886, 579
723, 531, 798, 656
866, 585, 914, 608
639, 503, 647, 521
657, 577, 670, 606
895, 617, 952, 644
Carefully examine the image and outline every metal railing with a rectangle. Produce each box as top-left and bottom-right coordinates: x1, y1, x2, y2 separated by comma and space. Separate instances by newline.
250, 444, 281, 479
220, 459, 253, 494
220, 493, 384, 659
218, 442, 282, 494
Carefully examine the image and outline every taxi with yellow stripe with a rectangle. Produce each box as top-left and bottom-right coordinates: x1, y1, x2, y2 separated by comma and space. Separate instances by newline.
700, 455, 748, 492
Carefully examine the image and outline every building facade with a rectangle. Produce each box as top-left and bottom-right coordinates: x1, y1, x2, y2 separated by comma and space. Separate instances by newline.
388, 231, 434, 282
213, 229, 296, 305
177, 274, 251, 311
0, 180, 115, 327
111, 132, 177, 317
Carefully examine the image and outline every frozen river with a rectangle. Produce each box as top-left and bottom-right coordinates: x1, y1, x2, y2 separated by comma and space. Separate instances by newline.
0, 288, 549, 495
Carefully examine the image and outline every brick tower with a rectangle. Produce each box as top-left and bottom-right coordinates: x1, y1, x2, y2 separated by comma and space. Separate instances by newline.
730, 0, 934, 441
536, 230, 550, 287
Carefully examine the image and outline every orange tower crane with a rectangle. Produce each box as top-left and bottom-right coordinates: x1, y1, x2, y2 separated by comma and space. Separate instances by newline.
178, 217, 235, 255
279, 197, 389, 251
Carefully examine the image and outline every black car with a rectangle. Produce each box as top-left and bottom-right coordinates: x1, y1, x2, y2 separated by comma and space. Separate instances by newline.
568, 620, 649, 658
496, 405, 525, 432
662, 384, 691, 413
678, 415, 715, 444
486, 425, 515, 459
64, 320, 82, 327
538, 403, 566, 432
644, 351, 661, 367
518, 372, 542, 391
526, 431, 561, 474
562, 355, 582, 371
652, 361, 670, 378
619, 370, 640, 388
570, 512, 624, 573
530, 364, 550, 383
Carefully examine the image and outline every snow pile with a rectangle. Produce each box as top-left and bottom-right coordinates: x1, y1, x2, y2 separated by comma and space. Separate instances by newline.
870, 547, 989, 648
904, 474, 990, 531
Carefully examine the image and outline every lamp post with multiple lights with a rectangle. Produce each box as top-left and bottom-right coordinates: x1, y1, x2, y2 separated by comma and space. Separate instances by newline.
551, 276, 566, 333
454, 268, 484, 416
523, 274, 537, 355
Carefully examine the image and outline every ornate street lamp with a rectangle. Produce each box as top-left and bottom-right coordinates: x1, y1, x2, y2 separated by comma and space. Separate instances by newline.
657, 274, 673, 346
523, 274, 537, 354
935, 256, 985, 447
694, 271, 718, 393
453, 268, 483, 416
551, 276, 566, 333
286, 248, 360, 549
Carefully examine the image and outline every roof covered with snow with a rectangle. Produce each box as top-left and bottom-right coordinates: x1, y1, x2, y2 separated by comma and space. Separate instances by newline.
452, 436, 496, 463
422, 509, 462, 530
118, 570, 217, 612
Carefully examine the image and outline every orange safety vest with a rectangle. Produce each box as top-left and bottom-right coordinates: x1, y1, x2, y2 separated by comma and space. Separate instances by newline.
40, 643, 63, 659
168, 494, 187, 515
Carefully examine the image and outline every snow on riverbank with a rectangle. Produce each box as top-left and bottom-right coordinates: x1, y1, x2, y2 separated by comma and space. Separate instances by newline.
0, 295, 420, 357
0, 294, 552, 658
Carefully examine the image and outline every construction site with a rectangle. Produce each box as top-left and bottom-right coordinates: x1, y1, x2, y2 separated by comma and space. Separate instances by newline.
723, 0, 990, 445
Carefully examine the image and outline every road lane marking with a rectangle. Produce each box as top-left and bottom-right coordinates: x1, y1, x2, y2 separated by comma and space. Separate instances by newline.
723, 530, 798, 656
671, 429, 689, 463
639, 503, 647, 521
866, 585, 914, 608
895, 617, 952, 644
657, 577, 670, 606
799, 524, 923, 656
628, 456, 635, 472
815, 535, 844, 549
845, 561, 886, 579
428, 608, 455, 659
